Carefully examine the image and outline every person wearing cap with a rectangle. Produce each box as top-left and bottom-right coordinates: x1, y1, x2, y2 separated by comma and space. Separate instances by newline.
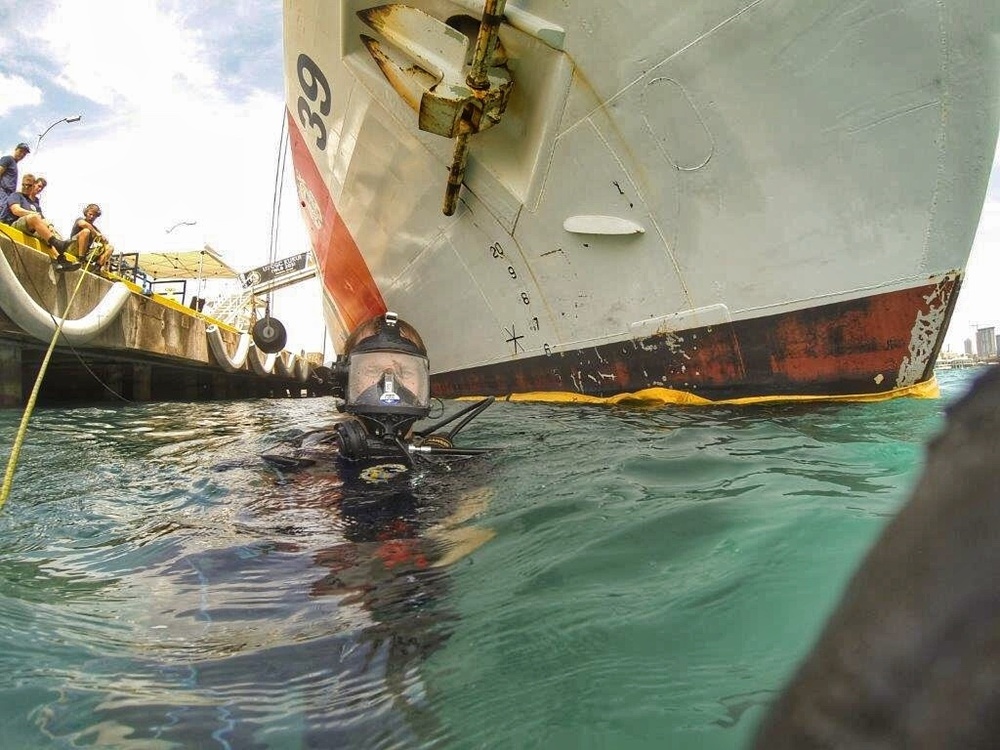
0, 142, 30, 204
68, 203, 114, 273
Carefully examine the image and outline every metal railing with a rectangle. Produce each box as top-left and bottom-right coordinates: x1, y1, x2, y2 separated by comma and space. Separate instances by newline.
108, 253, 153, 294
204, 264, 316, 331
203, 289, 258, 330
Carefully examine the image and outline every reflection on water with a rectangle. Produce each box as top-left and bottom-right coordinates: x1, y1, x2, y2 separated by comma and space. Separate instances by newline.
0, 368, 984, 748
0, 401, 493, 748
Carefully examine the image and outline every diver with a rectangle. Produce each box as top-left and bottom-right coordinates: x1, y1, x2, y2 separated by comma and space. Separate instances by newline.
262, 310, 495, 483
255, 313, 496, 744
128, 314, 496, 748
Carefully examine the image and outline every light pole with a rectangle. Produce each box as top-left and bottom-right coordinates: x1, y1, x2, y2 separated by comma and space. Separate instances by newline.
35, 114, 83, 153
165, 220, 197, 233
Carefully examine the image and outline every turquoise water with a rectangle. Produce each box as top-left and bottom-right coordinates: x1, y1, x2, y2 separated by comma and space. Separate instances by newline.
0, 367, 981, 749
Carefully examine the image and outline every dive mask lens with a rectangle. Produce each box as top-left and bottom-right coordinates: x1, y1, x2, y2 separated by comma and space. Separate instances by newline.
346, 351, 430, 411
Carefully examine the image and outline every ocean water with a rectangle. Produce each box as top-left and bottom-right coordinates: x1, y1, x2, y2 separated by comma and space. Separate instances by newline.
0, 366, 982, 749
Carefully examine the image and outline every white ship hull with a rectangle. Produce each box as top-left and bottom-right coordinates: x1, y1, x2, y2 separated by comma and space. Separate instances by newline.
283, 0, 1000, 402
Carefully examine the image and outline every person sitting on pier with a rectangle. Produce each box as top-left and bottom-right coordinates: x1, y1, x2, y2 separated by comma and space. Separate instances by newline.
15, 173, 35, 197
28, 176, 66, 249
0, 142, 30, 204
68, 203, 113, 273
3, 172, 36, 222
1, 175, 79, 272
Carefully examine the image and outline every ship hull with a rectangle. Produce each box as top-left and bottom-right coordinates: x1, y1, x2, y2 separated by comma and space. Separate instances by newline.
283, 0, 999, 403
431, 276, 961, 402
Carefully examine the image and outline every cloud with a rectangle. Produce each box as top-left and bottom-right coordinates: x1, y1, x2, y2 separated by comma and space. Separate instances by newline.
0, 72, 43, 117
30, 2, 219, 111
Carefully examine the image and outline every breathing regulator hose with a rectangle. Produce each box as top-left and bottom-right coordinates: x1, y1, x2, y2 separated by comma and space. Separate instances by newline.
1, 248, 101, 510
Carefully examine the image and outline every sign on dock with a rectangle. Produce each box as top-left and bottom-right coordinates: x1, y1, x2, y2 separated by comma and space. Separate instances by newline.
239, 253, 309, 288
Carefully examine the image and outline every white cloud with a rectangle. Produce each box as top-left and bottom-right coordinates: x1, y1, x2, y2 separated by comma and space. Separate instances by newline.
0, 72, 43, 117
32, 1, 217, 110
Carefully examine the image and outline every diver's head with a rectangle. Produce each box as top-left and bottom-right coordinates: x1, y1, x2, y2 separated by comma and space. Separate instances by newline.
341, 312, 431, 436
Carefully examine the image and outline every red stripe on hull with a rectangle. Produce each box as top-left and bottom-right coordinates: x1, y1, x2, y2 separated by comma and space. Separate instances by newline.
430, 277, 960, 401
286, 112, 385, 329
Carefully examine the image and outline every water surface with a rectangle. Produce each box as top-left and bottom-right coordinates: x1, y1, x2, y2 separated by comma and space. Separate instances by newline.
0, 367, 981, 748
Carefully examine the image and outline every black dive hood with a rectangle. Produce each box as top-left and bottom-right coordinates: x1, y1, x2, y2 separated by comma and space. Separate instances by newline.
341, 312, 431, 428
331, 311, 494, 465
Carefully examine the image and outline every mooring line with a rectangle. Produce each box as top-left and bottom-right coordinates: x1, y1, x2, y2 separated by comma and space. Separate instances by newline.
1, 249, 102, 510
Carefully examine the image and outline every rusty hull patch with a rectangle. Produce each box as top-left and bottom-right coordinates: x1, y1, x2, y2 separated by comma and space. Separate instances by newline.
896, 275, 958, 387
431, 279, 960, 401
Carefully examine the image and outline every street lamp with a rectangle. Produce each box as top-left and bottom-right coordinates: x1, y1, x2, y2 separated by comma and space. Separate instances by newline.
35, 114, 83, 152
165, 220, 197, 233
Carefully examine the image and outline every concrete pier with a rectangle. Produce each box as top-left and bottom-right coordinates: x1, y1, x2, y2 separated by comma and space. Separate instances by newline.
0, 230, 329, 408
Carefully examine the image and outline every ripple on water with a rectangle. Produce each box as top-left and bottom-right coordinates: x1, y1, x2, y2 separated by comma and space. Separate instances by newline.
0, 376, 981, 748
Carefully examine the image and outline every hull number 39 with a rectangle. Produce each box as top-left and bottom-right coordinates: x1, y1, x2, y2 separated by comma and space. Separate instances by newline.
296, 53, 331, 151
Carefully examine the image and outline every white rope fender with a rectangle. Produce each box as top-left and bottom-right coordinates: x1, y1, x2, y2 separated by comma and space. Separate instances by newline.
205, 325, 251, 372
249, 346, 279, 375
0, 244, 131, 345
246, 342, 310, 382
278, 351, 311, 382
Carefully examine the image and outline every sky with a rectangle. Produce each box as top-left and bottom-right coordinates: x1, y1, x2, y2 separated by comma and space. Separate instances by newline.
942, 156, 1000, 353
0, 0, 324, 354
0, 0, 997, 359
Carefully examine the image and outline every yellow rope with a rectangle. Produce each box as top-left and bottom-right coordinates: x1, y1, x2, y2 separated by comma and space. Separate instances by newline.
1, 248, 99, 510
